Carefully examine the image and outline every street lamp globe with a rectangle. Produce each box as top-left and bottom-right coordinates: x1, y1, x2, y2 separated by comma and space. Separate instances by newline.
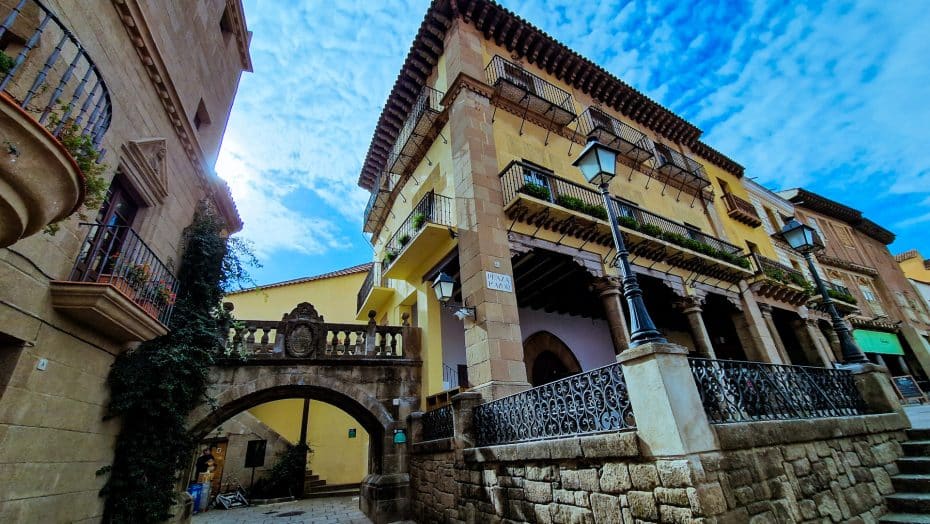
776, 218, 824, 254
572, 136, 620, 186
432, 272, 455, 303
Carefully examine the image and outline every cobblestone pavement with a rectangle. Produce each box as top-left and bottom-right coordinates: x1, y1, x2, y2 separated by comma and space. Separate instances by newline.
192, 496, 372, 524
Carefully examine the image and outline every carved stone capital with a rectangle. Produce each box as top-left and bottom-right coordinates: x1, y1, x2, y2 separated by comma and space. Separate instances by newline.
591, 276, 622, 297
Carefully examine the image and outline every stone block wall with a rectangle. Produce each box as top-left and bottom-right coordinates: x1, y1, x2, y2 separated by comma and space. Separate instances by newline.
408, 413, 908, 523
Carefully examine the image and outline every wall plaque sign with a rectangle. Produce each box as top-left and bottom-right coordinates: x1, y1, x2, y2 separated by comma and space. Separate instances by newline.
485, 271, 513, 292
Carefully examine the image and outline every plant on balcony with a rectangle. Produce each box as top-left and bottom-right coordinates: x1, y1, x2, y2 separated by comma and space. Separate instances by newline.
827, 288, 857, 304
412, 212, 426, 230
124, 262, 153, 290
385, 251, 398, 263
638, 223, 664, 238
0, 51, 13, 75
617, 215, 639, 230
42, 115, 109, 235
398, 233, 411, 246
556, 195, 608, 220
100, 207, 258, 523
518, 182, 551, 201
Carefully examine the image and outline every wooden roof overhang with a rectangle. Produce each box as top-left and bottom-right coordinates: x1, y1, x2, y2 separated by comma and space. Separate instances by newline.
358, 0, 744, 191
783, 188, 895, 245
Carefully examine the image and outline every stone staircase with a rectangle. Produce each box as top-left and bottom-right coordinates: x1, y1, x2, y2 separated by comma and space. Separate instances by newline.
303, 470, 359, 499
882, 429, 930, 523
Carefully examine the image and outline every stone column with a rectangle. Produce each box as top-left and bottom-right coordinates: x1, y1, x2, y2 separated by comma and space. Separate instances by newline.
803, 317, 836, 367
444, 20, 529, 400
675, 296, 716, 358
616, 342, 717, 456
758, 303, 792, 364
851, 363, 907, 420
592, 276, 630, 354
734, 281, 784, 363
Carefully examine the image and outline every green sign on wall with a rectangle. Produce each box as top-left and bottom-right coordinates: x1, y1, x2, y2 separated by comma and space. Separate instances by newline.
853, 329, 904, 356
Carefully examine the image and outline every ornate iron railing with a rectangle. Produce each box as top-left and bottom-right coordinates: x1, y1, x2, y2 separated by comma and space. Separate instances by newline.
652, 142, 710, 189
70, 223, 178, 324
387, 85, 444, 175
1, 0, 112, 152
753, 254, 809, 289
576, 107, 654, 163
383, 191, 454, 267
473, 363, 634, 446
363, 171, 395, 233
498, 160, 744, 259
688, 358, 867, 423
356, 262, 386, 313
421, 405, 454, 442
485, 55, 576, 126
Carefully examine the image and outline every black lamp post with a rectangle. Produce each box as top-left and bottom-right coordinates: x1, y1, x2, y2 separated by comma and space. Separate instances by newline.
573, 136, 666, 347
775, 217, 868, 365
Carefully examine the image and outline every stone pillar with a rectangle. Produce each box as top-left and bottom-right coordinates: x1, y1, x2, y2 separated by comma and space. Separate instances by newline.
617, 342, 717, 456
360, 421, 411, 524
675, 296, 716, 358
824, 324, 842, 358
735, 281, 784, 363
803, 317, 836, 367
451, 391, 483, 453
758, 303, 792, 364
592, 276, 630, 354
851, 363, 907, 420
444, 21, 529, 400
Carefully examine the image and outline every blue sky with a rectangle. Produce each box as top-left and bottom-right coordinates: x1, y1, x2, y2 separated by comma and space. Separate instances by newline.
216, 0, 930, 286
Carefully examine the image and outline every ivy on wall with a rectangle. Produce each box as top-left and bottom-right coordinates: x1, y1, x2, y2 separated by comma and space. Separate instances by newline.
98, 206, 257, 523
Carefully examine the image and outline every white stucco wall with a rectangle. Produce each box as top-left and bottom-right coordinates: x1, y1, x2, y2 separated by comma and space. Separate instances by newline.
440, 307, 617, 379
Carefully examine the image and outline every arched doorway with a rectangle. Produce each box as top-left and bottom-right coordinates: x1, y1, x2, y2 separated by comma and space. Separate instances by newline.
523, 331, 582, 386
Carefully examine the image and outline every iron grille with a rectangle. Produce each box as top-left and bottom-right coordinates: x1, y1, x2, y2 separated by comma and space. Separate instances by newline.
485, 55, 576, 126
382, 191, 454, 267
688, 358, 867, 423
473, 363, 634, 447
70, 223, 178, 325
652, 143, 710, 189
421, 405, 453, 442
387, 85, 444, 175
1, 0, 112, 152
577, 107, 654, 163
356, 262, 386, 314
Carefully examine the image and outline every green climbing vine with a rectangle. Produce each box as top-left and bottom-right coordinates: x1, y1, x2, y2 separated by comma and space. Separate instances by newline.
98, 207, 258, 523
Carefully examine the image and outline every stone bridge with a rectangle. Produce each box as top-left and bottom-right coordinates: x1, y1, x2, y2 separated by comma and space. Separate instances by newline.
187, 303, 422, 524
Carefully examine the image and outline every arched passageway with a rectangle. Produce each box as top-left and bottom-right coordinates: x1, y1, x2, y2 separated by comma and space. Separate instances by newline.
523, 331, 582, 386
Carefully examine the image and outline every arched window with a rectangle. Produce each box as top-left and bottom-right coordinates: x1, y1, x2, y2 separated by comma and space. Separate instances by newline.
523, 331, 581, 387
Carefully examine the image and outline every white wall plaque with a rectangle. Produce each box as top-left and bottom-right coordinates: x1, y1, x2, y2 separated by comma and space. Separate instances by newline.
485, 271, 514, 292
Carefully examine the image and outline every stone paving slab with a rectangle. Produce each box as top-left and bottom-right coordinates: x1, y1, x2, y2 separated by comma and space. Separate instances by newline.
192, 495, 371, 524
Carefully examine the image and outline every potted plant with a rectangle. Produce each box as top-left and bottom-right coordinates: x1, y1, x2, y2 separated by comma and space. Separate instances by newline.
398, 233, 411, 246
385, 251, 398, 263
412, 213, 426, 230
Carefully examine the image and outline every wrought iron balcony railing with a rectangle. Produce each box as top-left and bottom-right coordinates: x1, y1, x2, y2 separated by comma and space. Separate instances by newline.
722, 193, 763, 227
498, 161, 744, 261
485, 55, 576, 127
688, 358, 867, 423
753, 254, 809, 289
421, 405, 453, 442
69, 223, 178, 325
652, 142, 710, 191
356, 261, 387, 314
363, 171, 396, 233
576, 107, 654, 164
1, 0, 112, 151
473, 362, 634, 446
382, 191, 454, 268
387, 85, 444, 176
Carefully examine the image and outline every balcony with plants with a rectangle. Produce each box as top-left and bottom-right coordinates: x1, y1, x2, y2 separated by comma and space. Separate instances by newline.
50, 223, 178, 342
808, 280, 859, 315
485, 55, 576, 127
749, 254, 813, 306
0, 0, 112, 247
382, 191, 456, 280
355, 261, 394, 320
722, 192, 763, 228
499, 160, 752, 282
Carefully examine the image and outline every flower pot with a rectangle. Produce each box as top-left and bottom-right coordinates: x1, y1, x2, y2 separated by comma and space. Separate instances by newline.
98, 274, 136, 300
139, 300, 160, 319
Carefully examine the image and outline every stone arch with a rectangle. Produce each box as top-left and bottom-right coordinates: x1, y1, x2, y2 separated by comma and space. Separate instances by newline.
188, 366, 405, 476
523, 331, 582, 386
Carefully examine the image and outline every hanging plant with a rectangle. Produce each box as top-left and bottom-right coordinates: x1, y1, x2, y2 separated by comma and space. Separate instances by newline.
97, 207, 258, 523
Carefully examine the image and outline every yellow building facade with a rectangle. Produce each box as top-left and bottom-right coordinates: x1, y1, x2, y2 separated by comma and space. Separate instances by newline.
224, 264, 372, 486
354, 2, 846, 407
